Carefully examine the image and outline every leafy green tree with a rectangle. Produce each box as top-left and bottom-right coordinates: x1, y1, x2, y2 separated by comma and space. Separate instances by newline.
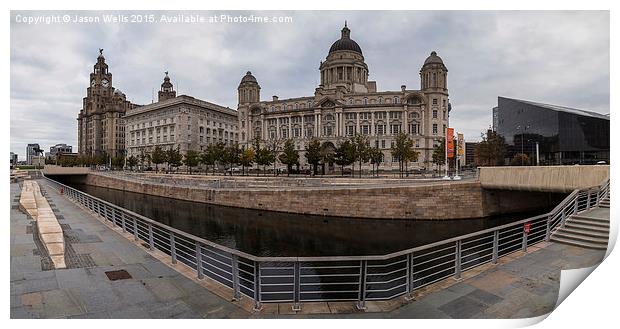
183, 150, 201, 174
350, 134, 370, 178
239, 148, 255, 175
201, 144, 218, 175
222, 143, 241, 175
278, 139, 299, 176
266, 138, 282, 176
432, 138, 446, 171
253, 137, 275, 176
334, 140, 355, 176
126, 155, 138, 171
166, 146, 183, 172
391, 133, 419, 177
475, 130, 508, 166
151, 146, 166, 172
305, 138, 322, 176
368, 146, 383, 177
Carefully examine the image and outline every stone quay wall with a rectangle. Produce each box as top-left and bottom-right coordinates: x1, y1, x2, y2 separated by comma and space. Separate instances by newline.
84, 173, 490, 220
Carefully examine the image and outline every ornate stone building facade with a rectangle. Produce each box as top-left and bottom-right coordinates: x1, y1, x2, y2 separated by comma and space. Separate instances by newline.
77, 50, 136, 158
237, 24, 451, 169
125, 73, 239, 158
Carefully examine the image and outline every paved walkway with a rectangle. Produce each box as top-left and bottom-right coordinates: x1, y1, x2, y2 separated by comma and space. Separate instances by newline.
10, 181, 248, 319
10, 180, 608, 319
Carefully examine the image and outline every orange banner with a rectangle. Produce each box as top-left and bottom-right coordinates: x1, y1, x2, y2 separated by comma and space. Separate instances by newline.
447, 128, 455, 158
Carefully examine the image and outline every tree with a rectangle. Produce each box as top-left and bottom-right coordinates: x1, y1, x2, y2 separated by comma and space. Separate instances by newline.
305, 138, 322, 176
126, 155, 138, 171
239, 147, 255, 175
350, 134, 370, 178
510, 153, 530, 166
166, 147, 183, 172
222, 143, 241, 175
201, 144, 218, 175
334, 140, 355, 176
183, 150, 201, 174
368, 146, 383, 177
151, 146, 166, 172
253, 137, 275, 176
278, 139, 299, 176
265, 138, 282, 176
391, 132, 416, 178
138, 151, 150, 171
111, 156, 124, 170
432, 138, 446, 171
475, 130, 508, 166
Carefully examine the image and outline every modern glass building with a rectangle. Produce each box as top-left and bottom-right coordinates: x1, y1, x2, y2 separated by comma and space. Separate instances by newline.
495, 97, 609, 165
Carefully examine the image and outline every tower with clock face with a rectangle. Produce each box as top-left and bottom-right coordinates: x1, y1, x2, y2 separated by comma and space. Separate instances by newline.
78, 49, 135, 159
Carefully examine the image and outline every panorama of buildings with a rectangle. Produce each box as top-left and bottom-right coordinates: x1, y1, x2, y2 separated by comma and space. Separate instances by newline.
76, 23, 451, 170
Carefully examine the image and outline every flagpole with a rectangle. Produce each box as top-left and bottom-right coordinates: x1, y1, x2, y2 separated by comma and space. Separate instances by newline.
454, 133, 461, 180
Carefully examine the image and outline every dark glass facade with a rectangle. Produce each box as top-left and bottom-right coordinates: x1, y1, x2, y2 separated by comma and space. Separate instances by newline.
495, 97, 609, 165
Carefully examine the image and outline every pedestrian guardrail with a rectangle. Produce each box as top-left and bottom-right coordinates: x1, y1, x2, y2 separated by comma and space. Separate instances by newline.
42, 176, 609, 311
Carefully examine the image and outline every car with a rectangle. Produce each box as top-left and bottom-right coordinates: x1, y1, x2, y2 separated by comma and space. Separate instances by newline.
596, 161, 607, 165
226, 167, 241, 173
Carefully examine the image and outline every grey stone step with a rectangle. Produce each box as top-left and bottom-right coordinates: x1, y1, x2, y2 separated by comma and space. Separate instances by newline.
556, 227, 609, 239
550, 236, 608, 250
553, 231, 608, 245
570, 215, 609, 224
600, 204, 610, 208
569, 218, 609, 228
565, 222, 609, 234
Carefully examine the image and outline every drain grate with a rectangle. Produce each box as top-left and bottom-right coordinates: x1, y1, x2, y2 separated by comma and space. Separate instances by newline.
105, 270, 132, 281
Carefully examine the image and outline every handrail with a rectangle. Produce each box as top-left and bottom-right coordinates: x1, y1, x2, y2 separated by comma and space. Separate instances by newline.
41, 175, 609, 309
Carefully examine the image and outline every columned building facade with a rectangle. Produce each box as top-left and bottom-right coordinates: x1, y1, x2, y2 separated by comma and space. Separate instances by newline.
125, 73, 239, 159
77, 50, 136, 158
237, 24, 451, 169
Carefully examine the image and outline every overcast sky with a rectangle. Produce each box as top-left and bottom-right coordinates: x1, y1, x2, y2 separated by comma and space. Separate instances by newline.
10, 10, 609, 160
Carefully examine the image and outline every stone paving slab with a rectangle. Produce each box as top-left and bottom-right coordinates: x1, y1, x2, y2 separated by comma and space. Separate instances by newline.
10, 181, 608, 319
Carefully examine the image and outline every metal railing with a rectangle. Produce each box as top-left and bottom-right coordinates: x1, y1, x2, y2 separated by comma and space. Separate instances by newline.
42, 176, 609, 311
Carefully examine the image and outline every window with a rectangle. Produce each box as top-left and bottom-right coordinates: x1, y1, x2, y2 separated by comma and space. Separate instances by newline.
394, 96, 400, 104
381, 140, 386, 148
433, 98, 438, 105
293, 127, 301, 137
323, 125, 333, 136
361, 125, 370, 135
432, 124, 438, 134
409, 123, 419, 134
390, 124, 401, 134
346, 125, 355, 136
376, 124, 386, 135
378, 97, 383, 104
305, 127, 314, 138
345, 113, 356, 120
433, 110, 438, 119
363, 98, 368, 105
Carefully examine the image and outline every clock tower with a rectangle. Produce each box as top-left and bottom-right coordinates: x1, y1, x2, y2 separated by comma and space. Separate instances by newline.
78, 49, 136, 159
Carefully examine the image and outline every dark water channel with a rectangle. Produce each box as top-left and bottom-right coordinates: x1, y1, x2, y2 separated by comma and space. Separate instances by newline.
64, 182, 545, 257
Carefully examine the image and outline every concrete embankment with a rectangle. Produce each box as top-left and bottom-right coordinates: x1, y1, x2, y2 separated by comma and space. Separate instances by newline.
19, 180, 66, 268
51, 173, 566, 220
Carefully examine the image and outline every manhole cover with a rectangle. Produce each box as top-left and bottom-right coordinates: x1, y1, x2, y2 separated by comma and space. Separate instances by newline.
105, 270, 133, 281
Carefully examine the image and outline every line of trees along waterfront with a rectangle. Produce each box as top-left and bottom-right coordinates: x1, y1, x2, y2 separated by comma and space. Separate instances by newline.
55, 130, 514, 177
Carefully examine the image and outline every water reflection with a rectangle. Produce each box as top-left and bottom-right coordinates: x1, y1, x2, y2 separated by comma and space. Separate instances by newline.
68, 183, 539, 257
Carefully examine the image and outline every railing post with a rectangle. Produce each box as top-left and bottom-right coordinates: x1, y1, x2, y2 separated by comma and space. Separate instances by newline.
111, 208, 117, 226
170, 233, 177, 264
454, 240, 462, 280
405, 253, 414, 301
253, 261, 262, 311
133, 217, 139, 241
121, 212, 126, 232
545, 215, 551, 241
292, 261, 301, 311
147, 223, 155, 251
522, 227, 528, 252
231, 255, 241, 301
560, 209, 566, 228
492, 231, 499, 264
586, 190, 591, 209
356, 260, 367, 310
574, 195, 579, 215
195, 242, 204, 280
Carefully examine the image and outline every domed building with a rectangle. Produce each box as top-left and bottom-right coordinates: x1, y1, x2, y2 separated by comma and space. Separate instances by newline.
237, 23, 451, 172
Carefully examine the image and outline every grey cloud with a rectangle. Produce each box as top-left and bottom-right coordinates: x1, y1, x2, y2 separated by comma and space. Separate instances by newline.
10, 10, 609, 159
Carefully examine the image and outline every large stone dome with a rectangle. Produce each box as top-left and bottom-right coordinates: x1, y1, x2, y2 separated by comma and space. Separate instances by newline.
423, 51, 444, 65
328, 23, 362, 55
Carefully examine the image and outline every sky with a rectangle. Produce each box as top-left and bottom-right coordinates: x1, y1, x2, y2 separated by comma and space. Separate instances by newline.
10, 10, 610, 160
